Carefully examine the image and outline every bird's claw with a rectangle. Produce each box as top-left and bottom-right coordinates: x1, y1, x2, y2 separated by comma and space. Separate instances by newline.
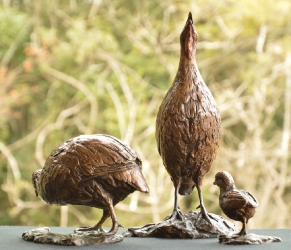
195, 212, 216, 231
105, 221, 123, 235
75, 225, 104, 234
165, 208, 185, 222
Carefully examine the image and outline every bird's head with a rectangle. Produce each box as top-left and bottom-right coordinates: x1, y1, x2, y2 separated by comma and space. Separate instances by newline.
180, 12, 198, 61
213, 171, 236, 192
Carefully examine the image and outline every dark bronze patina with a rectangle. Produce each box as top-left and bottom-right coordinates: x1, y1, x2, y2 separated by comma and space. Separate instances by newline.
156, 12, 221, 224
32, 134, 149, 236
214, 171, 281, 244
125, 13, 239, 238
214, 171, 258, 236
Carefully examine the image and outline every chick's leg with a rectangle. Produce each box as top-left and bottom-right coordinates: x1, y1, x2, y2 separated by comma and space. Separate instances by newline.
237, 218, 247, 236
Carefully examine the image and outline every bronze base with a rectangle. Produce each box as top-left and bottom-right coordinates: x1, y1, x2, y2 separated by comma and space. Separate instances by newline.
124, 210, 238, 239
219, 233, 282, 245
22, 227, 123, 246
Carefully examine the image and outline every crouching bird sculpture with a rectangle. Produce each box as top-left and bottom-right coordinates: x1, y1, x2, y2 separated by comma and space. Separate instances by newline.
214, 171, 259, 236
156, 12, 221, 225
32, 134, 149, 235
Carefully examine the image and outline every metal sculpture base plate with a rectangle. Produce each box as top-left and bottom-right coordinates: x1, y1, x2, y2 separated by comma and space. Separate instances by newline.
22, 227, 123, 246
124, 210, 238, 239
219, 233, 282, 245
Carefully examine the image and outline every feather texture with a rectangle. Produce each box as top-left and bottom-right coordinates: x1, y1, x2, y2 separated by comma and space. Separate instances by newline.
32, 134, 149, 234
214, 171, 259, 235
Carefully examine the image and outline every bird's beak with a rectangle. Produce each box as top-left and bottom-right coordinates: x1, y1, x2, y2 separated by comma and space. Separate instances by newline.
185, 12, 193, 27
181, 12, 198, 60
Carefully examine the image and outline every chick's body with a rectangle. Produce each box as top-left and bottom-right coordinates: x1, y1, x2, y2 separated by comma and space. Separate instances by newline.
214, 171, 259, 236
156, 13, 221, 222
32, 134, 149, 234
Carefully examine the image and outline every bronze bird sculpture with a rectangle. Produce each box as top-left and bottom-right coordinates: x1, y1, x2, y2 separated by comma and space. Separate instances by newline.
156, 12, 221, 224
214, 171, 259, 236
32, 134, 149, 235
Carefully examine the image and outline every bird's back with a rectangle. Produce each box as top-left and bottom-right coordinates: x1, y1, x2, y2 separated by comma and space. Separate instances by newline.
34, 134, 149, 205
220, 189, 259, 222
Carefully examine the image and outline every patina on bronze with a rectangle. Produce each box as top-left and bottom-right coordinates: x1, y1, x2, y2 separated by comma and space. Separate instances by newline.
22, 227, 123, 246
25, 134, 149, 245
126, 12, 237, 238
156, 11, 221, 226
214, 171, 282, 245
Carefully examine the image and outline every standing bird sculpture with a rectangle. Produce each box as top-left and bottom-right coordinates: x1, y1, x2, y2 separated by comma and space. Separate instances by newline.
32, 134, 149, 235
156, 12, 221, 224
213, 171, 259, 236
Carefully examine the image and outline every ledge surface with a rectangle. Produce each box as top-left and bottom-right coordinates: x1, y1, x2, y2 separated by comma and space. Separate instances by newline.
1, 226, 289, 249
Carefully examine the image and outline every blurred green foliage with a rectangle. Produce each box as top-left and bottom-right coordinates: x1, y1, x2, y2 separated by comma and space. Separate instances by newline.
0, 0, 290, 229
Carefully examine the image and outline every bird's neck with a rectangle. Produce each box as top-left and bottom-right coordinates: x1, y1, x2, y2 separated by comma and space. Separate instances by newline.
220, 183, 236, 194
178, 55, 195, 70
177, 56, 200, 81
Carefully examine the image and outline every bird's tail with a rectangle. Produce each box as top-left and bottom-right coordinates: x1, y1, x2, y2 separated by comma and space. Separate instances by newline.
32, 169, 42, 197
179, 180, 196, 195
132, 168, 150, 193
124, 166, 149, 193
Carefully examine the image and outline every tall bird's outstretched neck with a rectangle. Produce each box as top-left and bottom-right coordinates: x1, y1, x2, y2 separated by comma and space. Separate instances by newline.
156, 12, 221, 226
180, 12, 198, 61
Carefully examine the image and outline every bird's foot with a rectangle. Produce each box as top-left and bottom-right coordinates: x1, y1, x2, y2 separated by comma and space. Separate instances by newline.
195, 211, 216, 232
106, 221, 124, 236
164, 207, 185, 222
75, 225, 104, 234
232, 230, 247, 238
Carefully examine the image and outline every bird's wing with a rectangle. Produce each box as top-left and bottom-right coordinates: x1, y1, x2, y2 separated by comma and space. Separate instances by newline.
220, 190, 248, 210
240, 190, 259, 207
56, 135, 139, 179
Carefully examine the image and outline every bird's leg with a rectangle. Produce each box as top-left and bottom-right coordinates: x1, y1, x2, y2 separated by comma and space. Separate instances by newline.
76, 183, 122, 235
106, 199, 123, 235
77, 209, 110, 233
195, 184, 213, 226
165, 182, 185, 221
236, 219, 247, 237
95, 209, 110, 232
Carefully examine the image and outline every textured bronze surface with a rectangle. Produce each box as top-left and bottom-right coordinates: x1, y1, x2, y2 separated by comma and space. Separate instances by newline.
213, 171, 258, 236
22, 227, 123, 246
32, 134, 149, 236
125, 210, 238, 239
218, 233, 282, 245
156, 12, 221, 223
213, 171, 280, 245
125, 12, 230, 239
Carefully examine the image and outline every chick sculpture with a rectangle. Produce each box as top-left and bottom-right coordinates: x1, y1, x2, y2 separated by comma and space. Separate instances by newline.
214, 171, 259, 236
156, 12, 221, 224
32, 134, 149, 235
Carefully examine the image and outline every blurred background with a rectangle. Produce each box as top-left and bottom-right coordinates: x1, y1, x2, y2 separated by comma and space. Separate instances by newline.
0, 0, 290, 230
